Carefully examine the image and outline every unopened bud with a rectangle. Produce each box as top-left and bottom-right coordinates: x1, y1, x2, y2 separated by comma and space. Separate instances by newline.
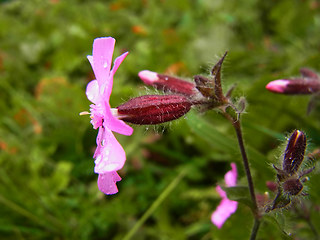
283, 130, 306, 175
266, 181, 278, 192
266, 78, 320, 94
117, 94, 192, 125
138, 70, 197, 96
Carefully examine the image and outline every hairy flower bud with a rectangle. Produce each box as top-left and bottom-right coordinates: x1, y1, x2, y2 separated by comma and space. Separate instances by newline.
138, 70, 197, 96
266, 68, 320, 95
266, 78, 320, 94
283, 130, 307, 175
116, 94, 192, 125
267, 130, 315, 212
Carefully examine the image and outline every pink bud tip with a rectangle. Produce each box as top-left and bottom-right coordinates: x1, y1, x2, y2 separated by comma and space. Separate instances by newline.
138, 70, 159, 85
265, 80, 289, 93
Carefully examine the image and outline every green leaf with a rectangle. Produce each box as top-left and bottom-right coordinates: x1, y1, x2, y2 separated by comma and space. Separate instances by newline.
186, 111, 271, 173
222, 186, 253, 210
262, 215, 293, 240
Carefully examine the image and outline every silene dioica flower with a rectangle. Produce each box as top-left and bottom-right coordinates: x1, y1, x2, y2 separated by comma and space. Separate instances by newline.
211, 163, 238, 228
81, 37, 133, 195
82, 37, 197, 194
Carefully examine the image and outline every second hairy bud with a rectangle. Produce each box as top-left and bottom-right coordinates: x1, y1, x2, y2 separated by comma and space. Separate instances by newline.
117, 94, 192, 125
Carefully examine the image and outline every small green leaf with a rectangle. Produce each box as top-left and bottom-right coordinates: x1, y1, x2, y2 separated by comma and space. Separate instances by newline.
222, 186, 253, 210
262, 215, 293, 240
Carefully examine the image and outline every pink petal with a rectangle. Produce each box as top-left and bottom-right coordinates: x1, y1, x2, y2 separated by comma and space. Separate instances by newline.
225, 163, 237, 187
216, 185, 227, 198
104, 106, 133, 136
87, 55, 93, 68
97, 171, 122, 195
211, 163, 238, 228
94, 128, 126, 173
110, 52, 129, 77
86, 80, 100, 104
93, 127, 104, 159
211, 198, 238, 228
91, 37, 115, 88
104, 51, 129, 100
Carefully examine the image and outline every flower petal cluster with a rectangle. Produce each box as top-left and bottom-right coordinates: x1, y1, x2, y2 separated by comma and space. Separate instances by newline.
86, 37, 133, 195
211, 163, 238, 228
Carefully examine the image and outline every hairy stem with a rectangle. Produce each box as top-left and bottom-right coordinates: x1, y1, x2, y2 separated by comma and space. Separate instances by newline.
232, 119, 259, 216
223, 111, 261, 238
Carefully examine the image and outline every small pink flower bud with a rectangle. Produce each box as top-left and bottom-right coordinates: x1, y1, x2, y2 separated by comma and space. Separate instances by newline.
266, 181, 278, 192
138, 70, 197, 96
266, 78, 320, 94
117, 94, 192, 125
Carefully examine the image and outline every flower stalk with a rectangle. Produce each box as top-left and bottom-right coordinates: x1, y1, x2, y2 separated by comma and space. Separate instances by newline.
232, 118, 259, 218
207, 53, 261, 237
137, 52, 262, 238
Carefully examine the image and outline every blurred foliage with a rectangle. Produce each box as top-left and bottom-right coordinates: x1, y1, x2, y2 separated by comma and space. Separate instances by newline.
1, 0, 320, 239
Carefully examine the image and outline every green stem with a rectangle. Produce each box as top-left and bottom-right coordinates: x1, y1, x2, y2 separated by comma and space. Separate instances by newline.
307, 218, 319, 239
122, 167, 188, 240
250, 219, 261, 240
222, 112, 261, 239
232, 119, 259, 217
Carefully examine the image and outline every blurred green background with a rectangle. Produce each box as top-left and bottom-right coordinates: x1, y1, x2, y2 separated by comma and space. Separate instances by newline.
1, 0, 320, 239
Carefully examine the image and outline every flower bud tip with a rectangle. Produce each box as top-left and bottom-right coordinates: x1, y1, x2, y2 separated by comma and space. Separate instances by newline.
138, 70, 159, 84
266, 80, 289, 93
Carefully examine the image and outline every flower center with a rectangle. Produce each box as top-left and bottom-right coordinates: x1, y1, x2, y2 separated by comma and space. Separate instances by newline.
80, 105, 122, 129
89, 103, 104, 129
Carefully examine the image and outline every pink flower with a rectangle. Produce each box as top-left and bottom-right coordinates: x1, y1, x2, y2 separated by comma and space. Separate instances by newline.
211, 163, 238, 228
85, 37, 133, 195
